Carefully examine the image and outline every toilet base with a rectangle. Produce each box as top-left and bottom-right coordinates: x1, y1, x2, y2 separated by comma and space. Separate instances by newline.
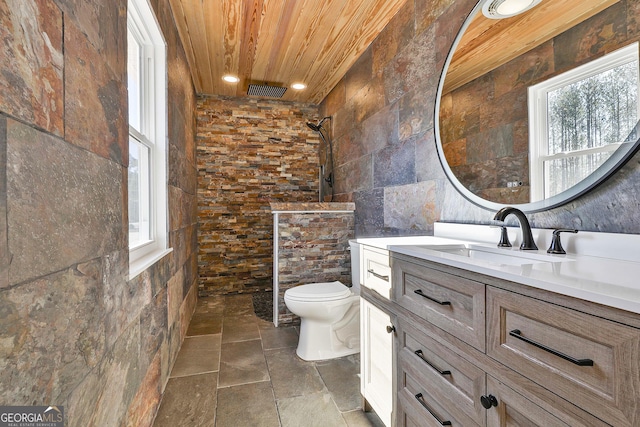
295, 306, 360, 361
296, 342, 359, 361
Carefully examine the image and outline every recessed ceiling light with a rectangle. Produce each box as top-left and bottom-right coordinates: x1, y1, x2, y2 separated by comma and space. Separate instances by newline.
482, 0, 542, 19
291, 83, 306, 90
222, 75, 240, 83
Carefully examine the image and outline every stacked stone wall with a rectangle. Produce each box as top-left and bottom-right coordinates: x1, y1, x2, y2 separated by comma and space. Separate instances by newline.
273, 204, 355, 325
197, 96, 320, 295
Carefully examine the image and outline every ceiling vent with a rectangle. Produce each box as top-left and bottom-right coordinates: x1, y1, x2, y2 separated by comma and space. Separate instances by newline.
247, 84, 287, 98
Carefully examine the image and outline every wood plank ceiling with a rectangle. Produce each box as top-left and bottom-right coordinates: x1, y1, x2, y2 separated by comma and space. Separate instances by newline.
444, 0, 618, 94
168, 0, 408, 104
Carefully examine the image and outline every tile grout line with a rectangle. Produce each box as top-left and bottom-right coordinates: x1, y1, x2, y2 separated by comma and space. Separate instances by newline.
184, 332, 220, 338
213, 306, 224, 427
258, 312, 284, 426
261, 326, 284, 427
168, 369, 219, 380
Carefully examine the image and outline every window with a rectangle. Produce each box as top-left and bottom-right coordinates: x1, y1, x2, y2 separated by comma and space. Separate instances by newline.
127, 0, 170, 277
528, 43, 639, 201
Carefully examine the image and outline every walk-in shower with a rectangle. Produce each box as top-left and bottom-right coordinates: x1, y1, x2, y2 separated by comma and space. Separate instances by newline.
306, 117, 334, 202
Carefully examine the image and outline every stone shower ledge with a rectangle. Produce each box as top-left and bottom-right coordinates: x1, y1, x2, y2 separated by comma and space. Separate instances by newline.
270, 202, 355, 212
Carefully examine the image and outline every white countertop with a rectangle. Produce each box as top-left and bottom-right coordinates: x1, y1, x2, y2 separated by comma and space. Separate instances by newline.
353, 235, 464, 249
354, 223, 640, 315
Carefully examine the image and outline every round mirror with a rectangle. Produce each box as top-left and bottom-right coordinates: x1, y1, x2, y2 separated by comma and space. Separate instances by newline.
435, 0, 640, 212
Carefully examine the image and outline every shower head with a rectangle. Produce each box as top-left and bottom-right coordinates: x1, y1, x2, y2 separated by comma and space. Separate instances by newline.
306, 122, 321, 132
306, 116, 334, 202
306, 116, 331, 132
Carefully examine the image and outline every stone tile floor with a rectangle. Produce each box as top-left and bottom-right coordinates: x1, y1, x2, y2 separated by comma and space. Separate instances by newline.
152, 294, 384, 427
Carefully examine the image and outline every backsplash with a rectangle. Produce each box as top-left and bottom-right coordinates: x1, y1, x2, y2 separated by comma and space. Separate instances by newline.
196, 96, 320, 295
321, 0, 640, 236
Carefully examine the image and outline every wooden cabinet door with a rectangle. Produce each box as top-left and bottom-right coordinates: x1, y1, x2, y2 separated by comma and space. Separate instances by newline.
487, 286, 640, 426
485, 376, 574, 427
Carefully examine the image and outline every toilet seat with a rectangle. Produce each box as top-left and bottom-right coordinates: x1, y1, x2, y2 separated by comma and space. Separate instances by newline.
285, 281, 351, 302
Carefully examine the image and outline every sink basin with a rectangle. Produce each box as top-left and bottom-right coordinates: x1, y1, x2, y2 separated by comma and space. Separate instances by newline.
420, 244, 573, 267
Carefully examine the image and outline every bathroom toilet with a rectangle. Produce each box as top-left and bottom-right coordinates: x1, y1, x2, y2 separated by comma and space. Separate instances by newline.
284, 241, 362, 361
284, 280, 360, 361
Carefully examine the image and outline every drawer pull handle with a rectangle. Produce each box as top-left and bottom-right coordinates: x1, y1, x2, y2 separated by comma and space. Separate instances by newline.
414, 350, 451, 376
386, 325, 396, 334
367, 269, 389, 282
414, 289, 451, 305
509, 329, 594, 366
415, 393, 452, 426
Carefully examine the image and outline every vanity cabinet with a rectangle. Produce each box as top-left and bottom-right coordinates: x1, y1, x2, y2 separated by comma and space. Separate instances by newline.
391, 253, 632, 427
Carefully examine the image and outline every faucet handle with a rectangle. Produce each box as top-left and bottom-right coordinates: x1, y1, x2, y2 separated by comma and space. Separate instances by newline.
547, 229, 578, 254
497, 225, 512, 247
490, 222, 512, 247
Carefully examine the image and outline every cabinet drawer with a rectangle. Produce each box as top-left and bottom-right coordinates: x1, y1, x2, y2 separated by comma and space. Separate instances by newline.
397, 317, 486, 426
392, 256, 486, 351
487, 286, 640, 427
398, 369, 480, 427
363, 246, 392, 299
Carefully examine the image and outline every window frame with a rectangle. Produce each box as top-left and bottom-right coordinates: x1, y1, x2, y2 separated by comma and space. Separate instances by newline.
127, 0, 171, 278
528, 42, 640, 201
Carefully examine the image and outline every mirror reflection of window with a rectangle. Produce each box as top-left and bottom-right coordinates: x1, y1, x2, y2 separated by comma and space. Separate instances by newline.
528, 42, 640, 201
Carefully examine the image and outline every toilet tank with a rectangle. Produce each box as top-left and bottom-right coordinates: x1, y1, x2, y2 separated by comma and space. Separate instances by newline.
348, 240, 361, 295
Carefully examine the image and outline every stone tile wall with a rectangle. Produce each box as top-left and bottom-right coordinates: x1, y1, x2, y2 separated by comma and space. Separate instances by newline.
272, 203, 355, 325
196, 96, 320, 295
321, 0, 640, 236
0, 1, 198, 426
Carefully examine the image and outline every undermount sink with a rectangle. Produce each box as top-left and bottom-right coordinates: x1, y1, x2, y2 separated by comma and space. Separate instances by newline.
420, 244, 574, 267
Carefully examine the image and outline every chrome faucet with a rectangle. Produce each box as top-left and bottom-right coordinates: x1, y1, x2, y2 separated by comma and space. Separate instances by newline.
493, 207, 538, 250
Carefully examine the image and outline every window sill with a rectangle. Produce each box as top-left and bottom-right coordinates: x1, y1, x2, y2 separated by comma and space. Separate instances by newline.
128, 247, 173, 280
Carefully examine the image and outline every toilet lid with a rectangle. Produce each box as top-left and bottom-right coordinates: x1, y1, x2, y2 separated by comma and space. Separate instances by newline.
285, 281, 351, 301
